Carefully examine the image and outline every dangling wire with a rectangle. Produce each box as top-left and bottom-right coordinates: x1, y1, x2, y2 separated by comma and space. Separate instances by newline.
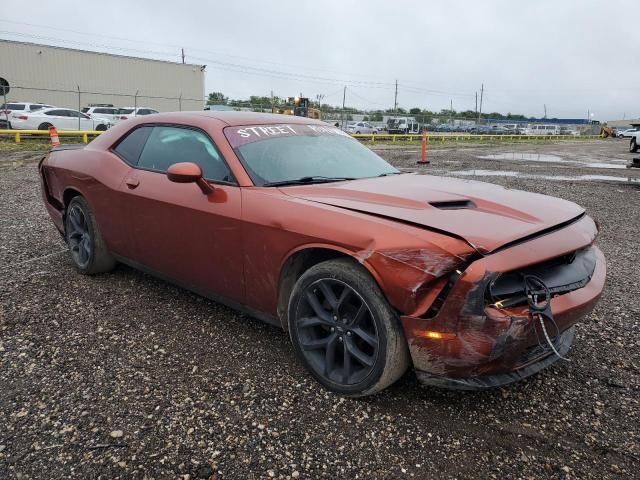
523, 274, 570, 362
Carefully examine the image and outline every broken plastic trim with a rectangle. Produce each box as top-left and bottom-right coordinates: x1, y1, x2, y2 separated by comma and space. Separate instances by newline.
422, 255, 481, 318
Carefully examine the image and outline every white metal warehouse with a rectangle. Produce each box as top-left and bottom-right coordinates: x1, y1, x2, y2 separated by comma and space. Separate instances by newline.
0, 39, 205, 112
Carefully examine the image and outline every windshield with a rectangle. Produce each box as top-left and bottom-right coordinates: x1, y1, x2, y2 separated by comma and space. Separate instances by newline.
225, 124, 399, 186
119, 108, 134, 114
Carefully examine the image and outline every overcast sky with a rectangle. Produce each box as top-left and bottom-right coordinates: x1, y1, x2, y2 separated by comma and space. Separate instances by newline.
2, 0, 639, 120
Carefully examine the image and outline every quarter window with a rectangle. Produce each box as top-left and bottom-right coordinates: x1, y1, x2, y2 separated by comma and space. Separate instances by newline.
136, 126, 233, 183
113, 126, 153, 164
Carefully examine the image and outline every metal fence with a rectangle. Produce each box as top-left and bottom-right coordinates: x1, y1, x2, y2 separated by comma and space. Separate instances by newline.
1, 84, 204, 114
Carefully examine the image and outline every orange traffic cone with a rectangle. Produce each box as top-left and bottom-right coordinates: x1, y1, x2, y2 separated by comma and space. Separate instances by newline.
48, 126, 60, 147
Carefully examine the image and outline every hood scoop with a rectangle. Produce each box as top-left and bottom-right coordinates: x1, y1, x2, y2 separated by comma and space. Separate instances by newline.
429, 200, 476, 210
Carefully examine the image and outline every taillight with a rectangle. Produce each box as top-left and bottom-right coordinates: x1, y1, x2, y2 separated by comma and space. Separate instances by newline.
18, 115, 28, 120
120, 116, 128, 120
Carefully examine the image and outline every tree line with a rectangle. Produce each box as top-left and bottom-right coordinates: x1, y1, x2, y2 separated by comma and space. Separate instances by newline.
206, 92, 529, 121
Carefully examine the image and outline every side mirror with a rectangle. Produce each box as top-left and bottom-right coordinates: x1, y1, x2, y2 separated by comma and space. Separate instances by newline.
167, 162, 213, 194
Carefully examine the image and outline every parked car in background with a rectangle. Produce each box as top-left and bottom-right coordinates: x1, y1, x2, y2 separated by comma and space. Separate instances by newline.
347, 122, 378, 134
617, 128, 638, 138
82, 106, 128, 125
118, 107, 159, 121
9, 108, 112, 131
559, 127, 579, 136
0, 102, 55, 128
490, 125, 512, 135
469, 125, 492, 134
630, 130, 640, 152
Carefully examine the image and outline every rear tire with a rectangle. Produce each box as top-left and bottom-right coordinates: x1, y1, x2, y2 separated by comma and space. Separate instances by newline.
65, 196, 115, 275
288, 258, 410, 397
95, 124, 107, 131
630, 138, 638, 153
38, 122, 52, 130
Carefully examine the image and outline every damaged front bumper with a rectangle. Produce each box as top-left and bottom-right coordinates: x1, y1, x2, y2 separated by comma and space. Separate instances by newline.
399, 216, 606, 390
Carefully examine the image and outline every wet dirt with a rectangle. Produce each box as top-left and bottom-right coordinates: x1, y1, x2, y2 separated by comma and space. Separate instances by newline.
1, 141, 639, 479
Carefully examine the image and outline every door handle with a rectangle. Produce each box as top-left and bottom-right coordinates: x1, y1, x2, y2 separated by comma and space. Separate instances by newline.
125, 177, 140, 189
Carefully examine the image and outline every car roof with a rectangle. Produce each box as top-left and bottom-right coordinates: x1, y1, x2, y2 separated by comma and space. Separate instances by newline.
119, 111, 328, 127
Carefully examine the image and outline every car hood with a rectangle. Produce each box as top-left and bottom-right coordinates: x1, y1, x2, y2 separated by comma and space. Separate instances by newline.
279, 173, 585, 254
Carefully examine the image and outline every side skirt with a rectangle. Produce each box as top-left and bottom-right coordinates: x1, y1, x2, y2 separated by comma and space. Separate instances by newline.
112, 254, 282, 328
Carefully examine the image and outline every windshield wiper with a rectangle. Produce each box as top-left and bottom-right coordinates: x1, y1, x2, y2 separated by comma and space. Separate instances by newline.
378, 171, 403, 177
263, 176, 355, 187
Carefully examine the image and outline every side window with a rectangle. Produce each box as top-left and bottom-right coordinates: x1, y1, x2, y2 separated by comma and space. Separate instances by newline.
137, 126, 234, 183
113, 126, 153, 164
46, 110, 67, 116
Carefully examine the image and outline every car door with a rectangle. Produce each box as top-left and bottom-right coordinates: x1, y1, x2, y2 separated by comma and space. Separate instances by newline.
118, 124, 245, 303
77, 111, 94, 130
41, 110, 67, 130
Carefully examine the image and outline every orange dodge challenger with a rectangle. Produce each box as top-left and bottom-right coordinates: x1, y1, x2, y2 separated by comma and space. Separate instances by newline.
39, 112, 606, 396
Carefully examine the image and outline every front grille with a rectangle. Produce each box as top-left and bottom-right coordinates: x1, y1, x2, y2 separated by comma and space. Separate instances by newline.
487, 247, 596, 308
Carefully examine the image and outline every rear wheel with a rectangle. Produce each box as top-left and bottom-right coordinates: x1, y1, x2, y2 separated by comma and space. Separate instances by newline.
65, 196, 115, 274
38, 122, 52, 130
630, 137, 638, 153
288, 258, 410, 396
95, 124, 107, 131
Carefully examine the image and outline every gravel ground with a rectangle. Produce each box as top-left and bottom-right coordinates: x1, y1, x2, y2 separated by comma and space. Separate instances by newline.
1, 140, 639, 479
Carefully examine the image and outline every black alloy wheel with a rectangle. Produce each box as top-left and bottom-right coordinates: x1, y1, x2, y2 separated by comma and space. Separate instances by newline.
64, 196, 115, 274
296, 278, 379, 386
67, 203, 92, 269
288, 258, 410, 396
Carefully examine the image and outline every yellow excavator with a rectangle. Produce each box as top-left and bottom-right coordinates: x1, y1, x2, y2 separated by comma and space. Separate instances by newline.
272, 97, 322, 120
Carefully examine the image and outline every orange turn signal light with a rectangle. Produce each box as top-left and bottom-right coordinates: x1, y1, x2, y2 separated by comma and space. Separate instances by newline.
420, 331, 457, 340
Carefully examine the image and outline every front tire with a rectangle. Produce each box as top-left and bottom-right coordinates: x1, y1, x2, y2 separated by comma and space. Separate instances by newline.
38, 122, 53, 130
95, 124, 107, 131
630, 138, 638, 153
65, 196, 115, 274
288, 258, 410, 396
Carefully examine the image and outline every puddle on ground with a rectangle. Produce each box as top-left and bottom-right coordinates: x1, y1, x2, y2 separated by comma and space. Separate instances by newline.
479, 153, 563, 162
448, 169, 639, 184
478, 152, 627, 169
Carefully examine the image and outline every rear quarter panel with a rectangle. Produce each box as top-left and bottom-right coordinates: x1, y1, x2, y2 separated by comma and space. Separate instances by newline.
43, 146, 133, 256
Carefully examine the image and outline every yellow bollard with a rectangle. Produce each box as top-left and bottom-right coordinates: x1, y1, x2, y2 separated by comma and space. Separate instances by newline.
392, 135, 396, 143
15, 132, 21, 143
83, 133, 88, 144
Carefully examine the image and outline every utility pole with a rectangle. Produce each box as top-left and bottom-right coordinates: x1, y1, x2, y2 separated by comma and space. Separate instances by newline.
450, 98, 453, 124
316, 93, 324, 117
341, 86, 346, 129
544, 104, 547, 119
181, 48, 185, 64
478, 83, 484, 124
475, 92, 478, 119
393, 80, 398, 115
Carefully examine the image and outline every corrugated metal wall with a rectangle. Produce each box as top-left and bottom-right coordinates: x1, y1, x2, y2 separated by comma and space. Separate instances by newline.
0, 40, 204, 111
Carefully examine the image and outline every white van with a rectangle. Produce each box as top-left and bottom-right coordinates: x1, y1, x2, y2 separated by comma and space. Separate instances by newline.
525, 124, 560, 135
386, 117, 420, 134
